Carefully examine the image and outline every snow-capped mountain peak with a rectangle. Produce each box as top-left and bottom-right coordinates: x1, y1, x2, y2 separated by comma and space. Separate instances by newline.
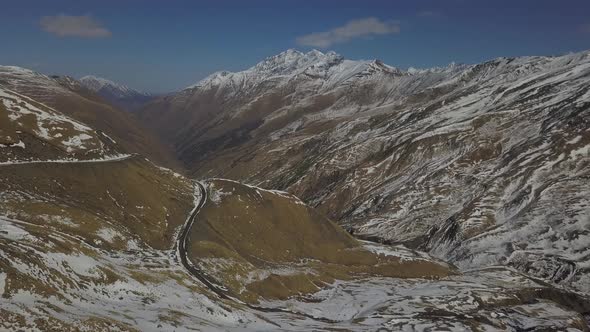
79, 75, 150, 98
252, 49, 344, 75
187, 49, 480, 95
184, 49, 373, 90
78, 75, 154, 111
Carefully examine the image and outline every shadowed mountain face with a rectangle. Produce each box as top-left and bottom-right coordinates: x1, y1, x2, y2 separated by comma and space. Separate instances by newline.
139, 49, 590, 293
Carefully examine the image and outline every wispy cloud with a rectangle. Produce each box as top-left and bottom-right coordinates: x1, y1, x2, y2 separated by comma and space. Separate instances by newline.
40, 14, 111, 38
296, 17, 400, 48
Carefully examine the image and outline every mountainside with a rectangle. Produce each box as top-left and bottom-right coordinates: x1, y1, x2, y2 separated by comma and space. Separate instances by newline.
0, 66, 178, 168
3, 166, 587, 330
189, 179, 452, 304
2, 79, 588, 330
79, 75, 154, 111
0, 86, 121, 162
139, 49, 590, 294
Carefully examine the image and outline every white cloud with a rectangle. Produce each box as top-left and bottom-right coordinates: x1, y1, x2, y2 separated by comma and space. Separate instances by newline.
40, 15, 111, 38
296, 17, 400, 48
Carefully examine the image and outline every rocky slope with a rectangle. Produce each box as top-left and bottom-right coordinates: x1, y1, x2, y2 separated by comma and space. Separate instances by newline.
139, 49, 590, 295
79, 75, 154, 112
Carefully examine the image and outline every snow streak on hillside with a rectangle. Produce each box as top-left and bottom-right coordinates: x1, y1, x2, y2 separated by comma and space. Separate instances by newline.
144, 49, 590, 294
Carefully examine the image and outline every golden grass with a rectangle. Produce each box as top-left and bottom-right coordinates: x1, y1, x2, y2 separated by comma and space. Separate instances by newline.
0, 157, 192, 249
188, 179, 454, 303
0, 101, 18, 144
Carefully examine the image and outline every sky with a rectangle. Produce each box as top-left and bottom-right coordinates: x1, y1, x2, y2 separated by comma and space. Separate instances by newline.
1, 0, 589, 93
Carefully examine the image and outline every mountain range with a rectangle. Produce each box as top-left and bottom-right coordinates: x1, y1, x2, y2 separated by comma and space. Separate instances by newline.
79, 75, 155, 112
140, 49, 590, 293
0, 49, 589, 330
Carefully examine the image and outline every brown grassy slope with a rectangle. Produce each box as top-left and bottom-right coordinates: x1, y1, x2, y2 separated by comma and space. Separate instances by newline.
139, 87, 240, 144
138, 89, 297, 170
0, 89, 121, 162
0, 156, 192, 249
188, 179, 454, 303
0, 71, 181, 170
49, 93, 181, 169
0, 157, 210, 330
0, 101, 17, 145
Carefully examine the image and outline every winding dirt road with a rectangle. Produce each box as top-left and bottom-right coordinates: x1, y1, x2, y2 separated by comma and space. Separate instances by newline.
176, 181, 235, 301
175, 180, 337, 324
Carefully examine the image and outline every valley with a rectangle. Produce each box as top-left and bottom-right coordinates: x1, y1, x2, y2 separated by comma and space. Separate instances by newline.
0, 48, 589, 331
139, 49, 590, 295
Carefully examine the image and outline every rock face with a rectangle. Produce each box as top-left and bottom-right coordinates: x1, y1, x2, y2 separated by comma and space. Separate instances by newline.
139, 49, 590, 293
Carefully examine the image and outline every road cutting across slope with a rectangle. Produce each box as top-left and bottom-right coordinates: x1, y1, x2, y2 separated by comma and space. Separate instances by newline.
175, 180, 338, 324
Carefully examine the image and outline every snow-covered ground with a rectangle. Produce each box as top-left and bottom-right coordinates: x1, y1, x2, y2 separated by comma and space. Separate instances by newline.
0, 215, 274, 331
2, 210, 587, 331
262, 268, 588, 331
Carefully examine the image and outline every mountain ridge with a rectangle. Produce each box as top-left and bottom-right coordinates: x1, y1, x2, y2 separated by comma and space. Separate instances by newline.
80, 75, 151, 98
79, 75, 155, 112
138, 48, 590, 294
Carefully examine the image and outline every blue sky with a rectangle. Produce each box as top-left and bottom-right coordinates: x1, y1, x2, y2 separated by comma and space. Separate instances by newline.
1, 0, 589, 93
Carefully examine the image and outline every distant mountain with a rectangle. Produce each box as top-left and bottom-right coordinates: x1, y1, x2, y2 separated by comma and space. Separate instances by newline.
79, 75, 155, 111
139, 49, 590, 294
185, 48, 404, 99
